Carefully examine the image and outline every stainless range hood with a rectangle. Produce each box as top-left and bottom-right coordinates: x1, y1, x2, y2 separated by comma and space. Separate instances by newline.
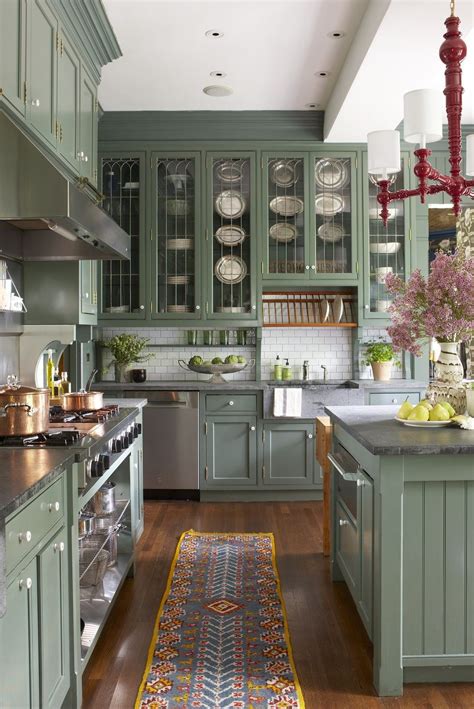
0, 112, 130, 261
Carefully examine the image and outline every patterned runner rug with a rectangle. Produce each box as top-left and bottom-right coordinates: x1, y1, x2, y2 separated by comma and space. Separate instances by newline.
135, 530, 305, 708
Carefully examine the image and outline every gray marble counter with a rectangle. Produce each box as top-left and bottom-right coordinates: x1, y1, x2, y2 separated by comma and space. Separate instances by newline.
0, 448, 75, 616
96, 378, 426, 392
325, 405, 474, 455
104, 397, 148, 410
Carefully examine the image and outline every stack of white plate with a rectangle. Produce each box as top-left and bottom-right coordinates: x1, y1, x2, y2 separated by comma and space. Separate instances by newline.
167, 304, 193, 313
167, 238, 194, 250
167, 275, 191, 285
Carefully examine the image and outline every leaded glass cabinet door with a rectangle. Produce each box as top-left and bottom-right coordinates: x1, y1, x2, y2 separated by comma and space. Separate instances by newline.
263, 153, 308, 280
207, 152, 257, 320
152, 153, 201, 319
311, 152, 357, 279
99, 153, 146, 319
363, 152, 410, 318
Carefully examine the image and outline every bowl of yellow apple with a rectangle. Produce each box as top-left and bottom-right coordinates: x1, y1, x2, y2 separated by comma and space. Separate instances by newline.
395, 399, 456, 427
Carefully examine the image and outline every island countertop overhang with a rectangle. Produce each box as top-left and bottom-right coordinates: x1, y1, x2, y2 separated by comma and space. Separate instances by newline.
324, 405, 474, 455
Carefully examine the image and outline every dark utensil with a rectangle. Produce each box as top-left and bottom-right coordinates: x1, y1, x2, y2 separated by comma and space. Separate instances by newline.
131, 369, 146, 383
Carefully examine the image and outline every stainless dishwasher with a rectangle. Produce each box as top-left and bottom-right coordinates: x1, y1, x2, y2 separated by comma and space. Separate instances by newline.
125, 390, 199, 496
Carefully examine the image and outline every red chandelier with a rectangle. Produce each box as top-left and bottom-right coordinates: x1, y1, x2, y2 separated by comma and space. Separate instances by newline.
367, 0, 474, 225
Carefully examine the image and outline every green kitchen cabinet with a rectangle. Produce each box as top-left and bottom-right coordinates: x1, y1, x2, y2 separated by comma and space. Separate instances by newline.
204, 415, 258, 487
0, 0, 27, 116
262, 421, 315, 486
99, 152, 146, 319
151, 152, 202, 319
38, 526, 70, 709
367, 391, 421, 406
206, 152, 258, 321
23, 260, 97, 324
131, 410, 145, 541
361, 151, 412, 322
56, 28, 80, 171
262, 152, 309, 281
0, 558, 39, 709
28, 0, 57, 148
262, 150, 359, 283
79, 67, 98, 184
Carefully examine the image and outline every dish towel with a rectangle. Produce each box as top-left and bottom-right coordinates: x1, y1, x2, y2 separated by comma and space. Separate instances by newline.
273, 388, 302, 417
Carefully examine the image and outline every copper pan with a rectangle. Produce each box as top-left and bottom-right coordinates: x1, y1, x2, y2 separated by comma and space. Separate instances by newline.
61, 391, 104, 411
0, 377, 50, 436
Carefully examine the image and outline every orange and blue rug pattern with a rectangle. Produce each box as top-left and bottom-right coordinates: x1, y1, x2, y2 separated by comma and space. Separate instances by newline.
136, 531, 305, 709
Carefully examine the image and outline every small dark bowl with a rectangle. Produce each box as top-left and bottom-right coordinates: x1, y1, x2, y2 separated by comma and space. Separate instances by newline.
131, 369, 147, 383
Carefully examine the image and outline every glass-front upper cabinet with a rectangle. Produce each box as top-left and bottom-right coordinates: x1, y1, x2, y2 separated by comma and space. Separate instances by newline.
152, 153, 201, 319
99, 153, 146, 319
263, 153, 308, 280
311, 152, 357, 278
363, 153, 410, 318
207, 153, 257, 319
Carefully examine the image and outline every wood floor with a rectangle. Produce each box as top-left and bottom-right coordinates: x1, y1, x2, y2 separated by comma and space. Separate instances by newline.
83, 501, 474, 708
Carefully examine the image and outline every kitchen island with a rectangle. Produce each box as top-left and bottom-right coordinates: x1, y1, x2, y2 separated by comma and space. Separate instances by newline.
325, 405, 474, 696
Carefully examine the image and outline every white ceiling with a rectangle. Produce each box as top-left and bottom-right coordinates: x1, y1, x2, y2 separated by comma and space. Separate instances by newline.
100, 0, 369, 111
100, 0, 474, 143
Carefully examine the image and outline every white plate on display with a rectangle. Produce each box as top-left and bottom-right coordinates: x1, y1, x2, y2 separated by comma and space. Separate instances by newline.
395, 417, 454, 427
269, 222, 297, 242
315, 193, 344, 216
317, 222, 344, 242
215, 225, 246, 246
370, 242, 401, 254
320, 299, 330, 322
269, 196, 304, 217
270, 161, 297, 188
214, 255, 247, 284
333, 295, 344, 323
314, 159, 348, 190
216, 161, 242, 183
215, 191, 246, 218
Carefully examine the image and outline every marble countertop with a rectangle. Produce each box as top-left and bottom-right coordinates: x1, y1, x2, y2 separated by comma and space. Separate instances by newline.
104, 397, 148, 409
97, 379, 427, 392
325, 405, 474, 455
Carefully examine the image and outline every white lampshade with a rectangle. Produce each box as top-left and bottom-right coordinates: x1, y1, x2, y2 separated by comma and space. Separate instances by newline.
404, 89, 443, 145
466, 134, 474, 175
367, 130, 401, 176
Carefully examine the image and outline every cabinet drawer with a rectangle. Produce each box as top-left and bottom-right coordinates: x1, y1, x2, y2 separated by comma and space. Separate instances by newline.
205, 394, 258, 414
336, 501, 358, 599
6, 477, 64, 574
368, 391, 420, 406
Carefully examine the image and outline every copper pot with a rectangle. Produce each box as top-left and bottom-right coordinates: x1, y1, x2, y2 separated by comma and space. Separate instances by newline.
0, 379, 50, 436
61, 391, 104, 411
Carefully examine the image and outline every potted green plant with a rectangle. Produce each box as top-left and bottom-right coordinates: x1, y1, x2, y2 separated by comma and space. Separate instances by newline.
364, 340, 397, 381
102, 334, 154, 383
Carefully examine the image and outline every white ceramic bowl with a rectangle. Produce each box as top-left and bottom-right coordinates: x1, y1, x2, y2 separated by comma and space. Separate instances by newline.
370, 242, 401, 255
368, 207, 400, 220
375, 266, 393, 284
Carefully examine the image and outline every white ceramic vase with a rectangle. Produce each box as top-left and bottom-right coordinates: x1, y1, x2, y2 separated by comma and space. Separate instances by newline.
434, 342, 464, 384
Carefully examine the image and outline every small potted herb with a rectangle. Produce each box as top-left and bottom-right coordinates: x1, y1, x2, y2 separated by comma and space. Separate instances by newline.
102, 334, 154, 382
364, 340, 397, 381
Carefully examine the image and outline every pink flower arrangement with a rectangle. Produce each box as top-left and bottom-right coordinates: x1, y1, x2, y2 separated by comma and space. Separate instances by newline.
385, 249, 474, 356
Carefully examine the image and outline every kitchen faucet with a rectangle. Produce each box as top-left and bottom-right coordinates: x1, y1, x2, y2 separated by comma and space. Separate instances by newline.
321, 364, 328, 382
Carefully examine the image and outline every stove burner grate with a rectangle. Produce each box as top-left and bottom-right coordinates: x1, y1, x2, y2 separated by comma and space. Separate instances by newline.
0, 429, 85, 447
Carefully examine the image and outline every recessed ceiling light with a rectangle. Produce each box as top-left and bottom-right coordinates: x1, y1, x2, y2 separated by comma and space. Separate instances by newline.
203, 85, 233, 97
328, 30, 345, 39
205, 29, 223, 38
305, 103, 320, 109
210, 70, 227, 78
315, 71, 330, 78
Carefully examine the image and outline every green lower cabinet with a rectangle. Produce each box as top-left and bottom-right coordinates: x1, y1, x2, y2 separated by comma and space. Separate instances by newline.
335, 501, 359, 598
205, 415, 258, 487
0, 557, 39, 708
38, 526, 70, 709
367, 391, 421, 406
262, 421, 314, 486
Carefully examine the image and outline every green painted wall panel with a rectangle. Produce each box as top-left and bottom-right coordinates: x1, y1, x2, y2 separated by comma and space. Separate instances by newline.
444, 481, 467, 655
403, 482, 423, 656
467, 482, 474, 654
423, 481, 445, 655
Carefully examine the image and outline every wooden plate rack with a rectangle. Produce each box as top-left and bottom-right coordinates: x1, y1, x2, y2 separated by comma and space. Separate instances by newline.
262, 291, 357, 327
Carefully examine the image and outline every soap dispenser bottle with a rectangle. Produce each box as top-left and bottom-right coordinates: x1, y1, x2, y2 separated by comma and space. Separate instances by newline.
282, 358, 292, 381
274, 354, 282, 381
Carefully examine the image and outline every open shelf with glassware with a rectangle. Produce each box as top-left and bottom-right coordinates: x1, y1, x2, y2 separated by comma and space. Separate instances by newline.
0, 259, 26, 313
